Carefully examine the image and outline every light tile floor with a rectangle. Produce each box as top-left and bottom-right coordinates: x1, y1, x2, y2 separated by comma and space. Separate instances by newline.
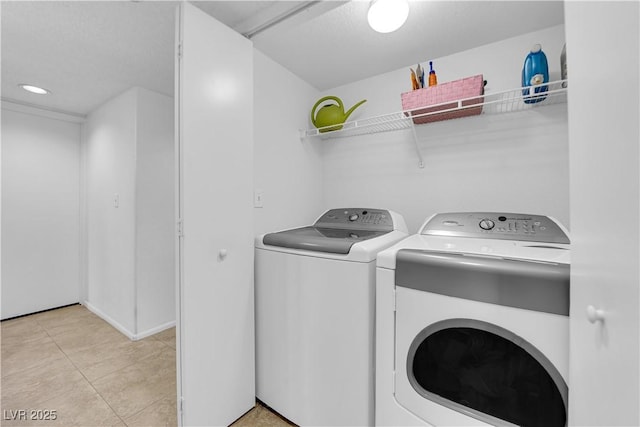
1, 305, 293, 427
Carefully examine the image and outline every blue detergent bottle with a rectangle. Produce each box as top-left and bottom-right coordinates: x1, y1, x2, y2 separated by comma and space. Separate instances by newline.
522, 43, 549, 103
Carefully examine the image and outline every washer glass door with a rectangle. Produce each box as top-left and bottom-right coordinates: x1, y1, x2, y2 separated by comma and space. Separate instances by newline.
407, 319, 567, 427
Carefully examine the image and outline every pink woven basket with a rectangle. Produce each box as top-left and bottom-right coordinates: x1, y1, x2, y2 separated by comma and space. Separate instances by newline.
401, 74, 485, 124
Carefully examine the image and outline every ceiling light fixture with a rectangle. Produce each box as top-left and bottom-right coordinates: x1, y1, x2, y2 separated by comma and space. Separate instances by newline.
19, 84, 50, 95
367, 0, 409, 33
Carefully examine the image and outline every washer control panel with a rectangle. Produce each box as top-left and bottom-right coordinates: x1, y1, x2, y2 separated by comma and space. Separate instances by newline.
315, 208, 394, 231
421, 212, 569, 244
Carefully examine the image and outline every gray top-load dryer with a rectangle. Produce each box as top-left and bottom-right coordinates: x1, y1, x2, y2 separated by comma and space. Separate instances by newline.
255, 208, 409, 426
262, 208, 403, 255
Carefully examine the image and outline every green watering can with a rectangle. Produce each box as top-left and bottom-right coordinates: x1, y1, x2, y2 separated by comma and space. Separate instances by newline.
311, 96, 367, 133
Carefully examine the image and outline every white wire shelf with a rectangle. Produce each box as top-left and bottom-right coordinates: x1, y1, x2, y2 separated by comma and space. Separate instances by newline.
302, 80, 568, 140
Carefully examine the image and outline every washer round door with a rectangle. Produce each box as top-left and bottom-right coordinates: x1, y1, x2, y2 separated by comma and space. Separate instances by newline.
406, 319, 567, 427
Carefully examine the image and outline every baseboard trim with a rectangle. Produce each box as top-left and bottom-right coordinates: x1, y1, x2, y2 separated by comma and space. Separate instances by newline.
83, 301, 175, 341
136, 320, 176, 340
83, 301, 137, 340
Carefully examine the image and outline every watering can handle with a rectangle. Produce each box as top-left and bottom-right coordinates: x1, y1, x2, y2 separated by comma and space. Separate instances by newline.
311, 96, 343, 126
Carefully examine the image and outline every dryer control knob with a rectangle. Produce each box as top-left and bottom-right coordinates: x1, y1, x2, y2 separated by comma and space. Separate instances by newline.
586, 305, 605, 323
349, 214, 359, 221
479, 219, 495, 230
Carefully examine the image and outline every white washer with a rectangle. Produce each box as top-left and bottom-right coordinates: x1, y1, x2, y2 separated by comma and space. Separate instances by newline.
376, 212, 570, 427
255, 208, 408, 426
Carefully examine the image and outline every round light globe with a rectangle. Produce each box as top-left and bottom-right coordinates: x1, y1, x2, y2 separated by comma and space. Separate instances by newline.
367, 0, 410, 33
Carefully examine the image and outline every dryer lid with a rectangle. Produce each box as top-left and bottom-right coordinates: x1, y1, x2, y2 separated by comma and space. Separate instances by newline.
262, 226, 389, 254
262, 208, 397, 254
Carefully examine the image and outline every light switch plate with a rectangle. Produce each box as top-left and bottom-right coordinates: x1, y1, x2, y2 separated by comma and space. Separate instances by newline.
254, 190, 264, 208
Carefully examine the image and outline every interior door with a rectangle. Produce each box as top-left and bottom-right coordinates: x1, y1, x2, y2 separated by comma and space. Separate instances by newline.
176, 3, 254, 426
566, 1, 639, 425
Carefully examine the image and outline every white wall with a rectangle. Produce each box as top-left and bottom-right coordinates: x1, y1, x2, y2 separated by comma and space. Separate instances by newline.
135, 87, 175, 334
253, 49, 324, 235
319, 25, 569, 232
84, 89, 137, 333
83, 87, 175, 337
1, 107, 81, 319
83, 87, 175, 338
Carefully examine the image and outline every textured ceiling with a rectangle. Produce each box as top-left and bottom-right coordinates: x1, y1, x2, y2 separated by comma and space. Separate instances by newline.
1, 1, 177, 116
0, 1, 565, 116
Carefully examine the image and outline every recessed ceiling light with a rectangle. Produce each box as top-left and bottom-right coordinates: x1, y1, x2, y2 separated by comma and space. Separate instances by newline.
368, 0, 410, 33
19, 84, 50, 95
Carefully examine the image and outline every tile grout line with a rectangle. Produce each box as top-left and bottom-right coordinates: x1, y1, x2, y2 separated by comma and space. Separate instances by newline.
35, 312, 131, 427
125, 333, 177, 425
11, 308, 177, 427
118, 394, 174, 425
0, 328, 65, 380
84, 340, 177, 426
123, 332, 178, 425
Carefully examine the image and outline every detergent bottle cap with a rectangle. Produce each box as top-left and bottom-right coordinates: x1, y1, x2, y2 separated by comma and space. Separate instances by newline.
531, 43, 542, 53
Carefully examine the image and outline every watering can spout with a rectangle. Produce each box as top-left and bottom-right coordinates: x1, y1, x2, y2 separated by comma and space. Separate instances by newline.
344, 99, 367, 122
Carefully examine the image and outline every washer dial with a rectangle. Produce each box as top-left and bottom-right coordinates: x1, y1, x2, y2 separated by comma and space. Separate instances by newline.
479, 219, 495, 230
